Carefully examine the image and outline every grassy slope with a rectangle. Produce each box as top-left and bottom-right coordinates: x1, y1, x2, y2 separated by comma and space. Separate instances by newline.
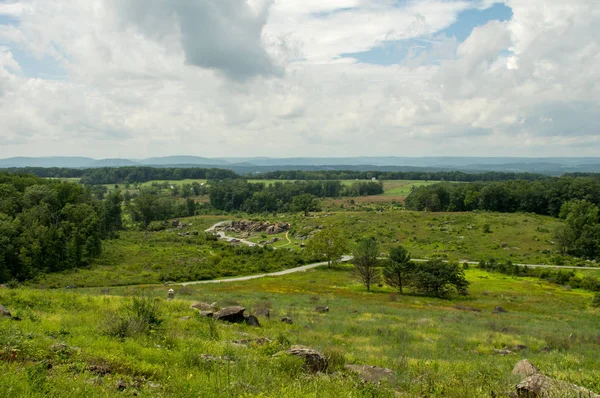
1, 266, 599, 397
31, 210, 588, 288
292, 211, 568, 264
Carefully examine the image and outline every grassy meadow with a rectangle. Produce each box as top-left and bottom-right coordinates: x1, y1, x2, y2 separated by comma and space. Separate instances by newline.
28, 209, 586, 289
1, 265, 599, 397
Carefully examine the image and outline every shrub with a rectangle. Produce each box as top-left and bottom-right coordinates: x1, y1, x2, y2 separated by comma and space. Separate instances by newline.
323, 347, 346, 372
592, 293, 600, 308
103, 296, 162, 339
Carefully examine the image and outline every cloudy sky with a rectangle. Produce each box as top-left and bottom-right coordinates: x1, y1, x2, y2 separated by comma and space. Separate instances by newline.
0, 0, 599, 159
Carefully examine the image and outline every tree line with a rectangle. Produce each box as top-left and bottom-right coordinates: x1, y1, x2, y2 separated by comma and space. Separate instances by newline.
1, 167, 238, 185
1, 167, 553, 185
405, 176, 600, 216
209, 179, 383, 213
253, 170, 549, 182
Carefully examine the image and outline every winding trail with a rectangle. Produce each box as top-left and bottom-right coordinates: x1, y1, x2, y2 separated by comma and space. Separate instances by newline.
179, 222, 600, 286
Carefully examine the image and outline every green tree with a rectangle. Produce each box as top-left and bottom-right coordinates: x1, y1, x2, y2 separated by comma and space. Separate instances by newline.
128, 188, 173, 239
291, 193, 320, 216
557, 200, 600, 258
383, 246, 414, 294
412, 259, 469, 298
352, 238, 381, 292
305, 225, 348, 268
186, 197, 196, 216
102, 189, 123, 238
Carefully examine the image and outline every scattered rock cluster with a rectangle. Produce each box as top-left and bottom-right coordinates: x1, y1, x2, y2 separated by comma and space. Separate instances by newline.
191, 304, 262, 327
217, 221, 290, 235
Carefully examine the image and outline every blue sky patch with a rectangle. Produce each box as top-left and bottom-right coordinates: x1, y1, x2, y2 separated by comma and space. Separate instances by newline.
440, 2, 513, 43
341, 2, 513, 66
10, 47, 67, 80
0, 14, 19, 25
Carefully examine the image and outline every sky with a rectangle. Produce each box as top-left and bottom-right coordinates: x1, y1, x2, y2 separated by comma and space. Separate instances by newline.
0, 0, 599, 159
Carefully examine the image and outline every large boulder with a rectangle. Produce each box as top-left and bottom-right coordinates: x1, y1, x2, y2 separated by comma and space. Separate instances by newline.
512, 360, 600, 398
286, 345, 328, 373
515, 374, 600, 397
0, 304, 11, 317
214, 306, 246, 323
512, 359, 539, 378
345, 365, 395, 384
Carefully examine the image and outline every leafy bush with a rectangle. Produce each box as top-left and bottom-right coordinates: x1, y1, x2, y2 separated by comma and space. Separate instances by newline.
103, 296, 162, 339
411, 259, 469, 298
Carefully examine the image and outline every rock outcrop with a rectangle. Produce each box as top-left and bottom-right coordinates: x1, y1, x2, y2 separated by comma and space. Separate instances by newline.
286, 345, 328, 373
214, 306, 247, 323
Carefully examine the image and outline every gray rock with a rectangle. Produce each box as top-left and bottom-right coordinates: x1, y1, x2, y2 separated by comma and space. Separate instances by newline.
345, 364, 395, 384
214, 306, 246, 323
493, 348, 513, 355
286, 345, 328, 373
516, 373, 600, 398
254, 308, 270, 319
314, 306, 329, 313
115, 380, 127, 391
512, 359, 539, 378
198, 311, 213, 318
245, 314, 261, 327
281, 317, 293, 324
0, 304, 11, 317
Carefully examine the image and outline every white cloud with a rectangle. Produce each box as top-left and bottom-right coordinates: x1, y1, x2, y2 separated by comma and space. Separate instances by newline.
0, 0, 599, 158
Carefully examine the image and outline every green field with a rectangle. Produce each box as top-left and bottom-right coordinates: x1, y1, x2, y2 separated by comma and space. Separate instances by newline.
381, 180, 440, 196
2, 264, 599, 397
99, 179, 433, 200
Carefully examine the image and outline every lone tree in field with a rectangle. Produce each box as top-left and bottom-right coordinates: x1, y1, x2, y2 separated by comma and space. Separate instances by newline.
305, 225, 348, 268
412, 259, 469, 298
383, 245, 414, 294
291, 193, 321, 216
352, 238, 381, 292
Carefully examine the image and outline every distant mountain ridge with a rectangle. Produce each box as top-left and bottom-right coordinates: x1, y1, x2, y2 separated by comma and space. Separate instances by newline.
1, 156, 600, 175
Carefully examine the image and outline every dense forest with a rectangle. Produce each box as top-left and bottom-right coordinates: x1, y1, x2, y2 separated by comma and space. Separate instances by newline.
209, 179, 383, 213
0, 173, 109, 282
1, 167, 550, 185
